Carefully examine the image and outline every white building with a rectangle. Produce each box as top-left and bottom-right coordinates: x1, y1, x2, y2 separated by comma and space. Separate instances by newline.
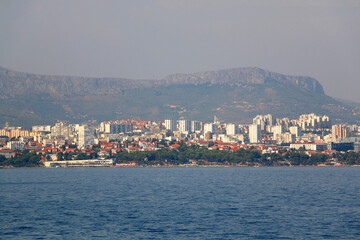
165, 119, 177, 131
6, 141, 25, 151
290, 143, 327, 151
289, 126, 301, 137
249, 124, 261, 143
274, 132, 295, 144
253, 114, 274, 130
78, 125, 94, 149
32, 125, 51, 132
272, 125, 284, 136
178, 120, 191, 133
191, 121, 201, 133
101, 122, 133, 134
226, 123, 238, 136
203, 123, 216, 134
51, 122, 69, 138
298, 113, 331, 130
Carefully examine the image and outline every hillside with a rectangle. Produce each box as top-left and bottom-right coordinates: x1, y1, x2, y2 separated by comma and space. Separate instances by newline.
0, 66, 359, 128
157, 67, 324, 94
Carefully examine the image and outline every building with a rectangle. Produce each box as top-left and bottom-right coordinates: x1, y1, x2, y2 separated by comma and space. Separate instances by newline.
275, 132, 295, 144
78, 125, 95, 149
101, 122, 133, 134
226, 123, 238, 136
354, 143, 360, 153
44, 159, 115, 167
6, 141, 25, 151
178, 120, 191, 133
0, 128, 39, 139
332, 124, 348, 141
253, 114, 274, 130
203, 123, 216, 134
327, 142, 354, 152
32, 125, 51, 132
165, 119, 177, 131
249, 124, 261, 143
191, 121, 201, 133
290, 143, 327, 151
289, 126, 301, 138
276, 118, 291, 131
298, 114, 331, 130
272, 125, 284, 136
0, 149, 15, 158
51, 121, 70, 138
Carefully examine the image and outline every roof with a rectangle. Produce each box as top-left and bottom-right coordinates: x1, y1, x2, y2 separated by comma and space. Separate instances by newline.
0, 149, 14, 153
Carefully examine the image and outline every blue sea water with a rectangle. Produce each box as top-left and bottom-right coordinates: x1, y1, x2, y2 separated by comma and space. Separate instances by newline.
1, 167, 360, 239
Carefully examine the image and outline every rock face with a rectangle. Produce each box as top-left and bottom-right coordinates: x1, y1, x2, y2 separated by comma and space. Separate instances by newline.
0, 66, 324, 96
0, 66, 151, 97
0, 66, 358, 128
158, 67, 324, 94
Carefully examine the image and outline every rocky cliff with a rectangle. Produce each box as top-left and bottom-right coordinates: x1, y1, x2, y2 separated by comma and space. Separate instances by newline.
0, 66, 358, 128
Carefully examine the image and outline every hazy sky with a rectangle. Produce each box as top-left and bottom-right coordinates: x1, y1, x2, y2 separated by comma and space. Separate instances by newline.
0, 0, 359, 102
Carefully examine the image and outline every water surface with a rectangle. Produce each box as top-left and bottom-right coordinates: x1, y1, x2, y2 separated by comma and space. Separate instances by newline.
1, 167, 360, 239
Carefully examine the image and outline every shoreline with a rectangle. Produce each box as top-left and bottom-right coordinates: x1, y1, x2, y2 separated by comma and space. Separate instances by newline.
1, 164, 359, 169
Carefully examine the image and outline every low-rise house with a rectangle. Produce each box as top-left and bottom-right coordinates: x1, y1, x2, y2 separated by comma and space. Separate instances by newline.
0, 149, 15, 158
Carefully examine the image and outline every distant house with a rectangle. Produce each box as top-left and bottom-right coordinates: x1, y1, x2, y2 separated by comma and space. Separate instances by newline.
0, 149, 15, 158
290, 143, 327, 151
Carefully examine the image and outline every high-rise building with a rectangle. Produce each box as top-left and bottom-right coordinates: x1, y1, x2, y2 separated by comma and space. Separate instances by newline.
191, 121, 201, 133
51, 121, 70, 138
226, 123, 238, 136
289, 126, 301, 137
272, 125, 284, 136
78, 125, 94, 149
249, 124, 261, 143
100, 122, 133, 134
203, 123, 215, 134
298, 113, 331, 130
253, 114, 274, 130
178, 120, 191, 133
332, 124, 348, 140
214, 115, 220, 124
32, 125, 51, 132
165, 119, 177, 131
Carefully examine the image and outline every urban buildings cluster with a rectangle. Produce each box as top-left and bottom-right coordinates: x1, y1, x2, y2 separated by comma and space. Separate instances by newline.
1, 113, 360, 165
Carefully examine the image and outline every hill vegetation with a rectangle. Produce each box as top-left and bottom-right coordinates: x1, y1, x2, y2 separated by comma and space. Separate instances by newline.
0, 66, 359, 127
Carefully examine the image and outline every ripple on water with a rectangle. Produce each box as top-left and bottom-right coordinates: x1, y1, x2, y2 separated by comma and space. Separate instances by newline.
1, 167, 360, 239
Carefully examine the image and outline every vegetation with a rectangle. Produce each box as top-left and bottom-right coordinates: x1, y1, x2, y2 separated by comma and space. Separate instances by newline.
0, 150, 42, 167
114, 143, 340, 167
335, 151, 360, 165
2, 145, 360, 167
2, 66, 360, 128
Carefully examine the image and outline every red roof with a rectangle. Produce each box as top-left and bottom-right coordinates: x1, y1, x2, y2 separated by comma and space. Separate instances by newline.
128, 147, 141, 150
170, 144, 180, 148
0, 149, 14, 153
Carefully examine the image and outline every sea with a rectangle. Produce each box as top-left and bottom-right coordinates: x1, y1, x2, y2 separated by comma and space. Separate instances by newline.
1, 167, 360, 239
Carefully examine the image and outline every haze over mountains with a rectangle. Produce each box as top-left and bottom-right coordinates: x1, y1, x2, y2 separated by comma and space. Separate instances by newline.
0, 66, 359, 128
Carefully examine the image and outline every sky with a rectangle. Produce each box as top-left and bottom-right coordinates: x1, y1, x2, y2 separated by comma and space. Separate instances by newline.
0, 0, 359, 102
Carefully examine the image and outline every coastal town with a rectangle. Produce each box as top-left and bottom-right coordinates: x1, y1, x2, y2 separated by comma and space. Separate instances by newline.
1, 113, 360, 167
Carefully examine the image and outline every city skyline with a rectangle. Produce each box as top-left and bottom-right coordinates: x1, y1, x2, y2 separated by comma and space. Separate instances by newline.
2, 113, 360, 168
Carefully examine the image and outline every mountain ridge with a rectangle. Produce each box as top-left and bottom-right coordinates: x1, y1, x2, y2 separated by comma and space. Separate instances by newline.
0, 66, 358, 128
158, 67, 324, 95
0, 66, 324, 96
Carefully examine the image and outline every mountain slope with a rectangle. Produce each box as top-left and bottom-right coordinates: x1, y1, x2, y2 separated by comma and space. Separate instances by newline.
157, 67, 324, 94
0, 66, 358, 128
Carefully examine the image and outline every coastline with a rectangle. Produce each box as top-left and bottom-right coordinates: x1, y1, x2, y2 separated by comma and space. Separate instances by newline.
2, 164, 359, 169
